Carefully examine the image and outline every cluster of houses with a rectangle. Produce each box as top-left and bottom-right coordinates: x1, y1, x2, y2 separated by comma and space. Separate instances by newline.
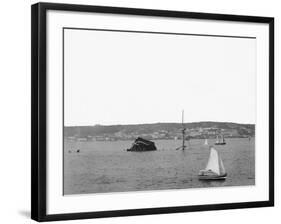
66, 126, 253, 142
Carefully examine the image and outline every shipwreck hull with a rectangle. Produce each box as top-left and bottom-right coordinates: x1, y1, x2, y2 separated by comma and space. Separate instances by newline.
127, 137, 157, 152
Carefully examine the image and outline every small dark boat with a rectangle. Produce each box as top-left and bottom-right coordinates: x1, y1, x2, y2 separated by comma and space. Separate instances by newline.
127, 137, 157, 152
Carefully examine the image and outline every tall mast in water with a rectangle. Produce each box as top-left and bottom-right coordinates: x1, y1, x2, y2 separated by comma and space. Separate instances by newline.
182, 110, 186, 150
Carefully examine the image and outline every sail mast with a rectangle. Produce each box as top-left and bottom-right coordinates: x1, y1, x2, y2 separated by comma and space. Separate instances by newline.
182, 110, 186, 150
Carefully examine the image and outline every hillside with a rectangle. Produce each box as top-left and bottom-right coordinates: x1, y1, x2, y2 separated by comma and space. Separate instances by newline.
64, 122, 255, 141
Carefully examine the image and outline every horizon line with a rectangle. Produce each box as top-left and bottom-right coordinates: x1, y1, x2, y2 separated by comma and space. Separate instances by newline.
64, 120, 255, 127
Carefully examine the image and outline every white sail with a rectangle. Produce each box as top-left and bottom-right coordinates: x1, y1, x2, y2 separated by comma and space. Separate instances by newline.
216, 135, 219, 143
219, 157, 226, 175
205, 147, 220, 175
204, 139, 208, 145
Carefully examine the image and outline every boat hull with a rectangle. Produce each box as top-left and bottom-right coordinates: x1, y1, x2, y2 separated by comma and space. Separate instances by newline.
198, 170, 227, 180
198, 175, 227, 180
214, 142, 226, 145
126, 137, 157, 152
127, 148, 156, 152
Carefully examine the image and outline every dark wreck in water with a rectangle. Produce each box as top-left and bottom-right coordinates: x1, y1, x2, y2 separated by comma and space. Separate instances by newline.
127, 137, 157, 152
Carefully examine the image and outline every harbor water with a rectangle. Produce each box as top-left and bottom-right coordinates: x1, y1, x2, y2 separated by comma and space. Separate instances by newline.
64, 138, 255, 195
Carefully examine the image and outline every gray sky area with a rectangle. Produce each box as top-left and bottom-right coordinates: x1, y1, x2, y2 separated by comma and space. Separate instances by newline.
64, 29, 256, 126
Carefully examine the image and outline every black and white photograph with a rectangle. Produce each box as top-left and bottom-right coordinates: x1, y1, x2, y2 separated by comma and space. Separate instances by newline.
30, 2, 274, 222
0, 0, 278, 223
63, 28, 256, 195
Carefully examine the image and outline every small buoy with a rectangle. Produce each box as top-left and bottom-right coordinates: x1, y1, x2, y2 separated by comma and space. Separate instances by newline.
76, 149, 80, 153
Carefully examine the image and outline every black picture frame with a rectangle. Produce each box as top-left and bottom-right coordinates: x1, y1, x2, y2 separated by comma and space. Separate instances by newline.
31, 2, 274, 222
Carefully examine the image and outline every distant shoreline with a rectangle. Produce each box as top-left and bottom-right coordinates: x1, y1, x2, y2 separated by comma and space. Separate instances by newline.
64, 122, 255, 141
64, 136, 254, 142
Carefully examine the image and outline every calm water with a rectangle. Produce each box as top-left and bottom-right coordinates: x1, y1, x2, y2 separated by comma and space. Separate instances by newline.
64, 138, 255, 195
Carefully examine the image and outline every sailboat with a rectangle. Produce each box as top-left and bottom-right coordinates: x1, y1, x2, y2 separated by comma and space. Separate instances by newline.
198, 146, 227, 180
214, 134, 226, 145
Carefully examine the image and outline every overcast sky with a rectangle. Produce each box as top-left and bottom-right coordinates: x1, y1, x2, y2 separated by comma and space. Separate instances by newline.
64, 29, 256, 126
